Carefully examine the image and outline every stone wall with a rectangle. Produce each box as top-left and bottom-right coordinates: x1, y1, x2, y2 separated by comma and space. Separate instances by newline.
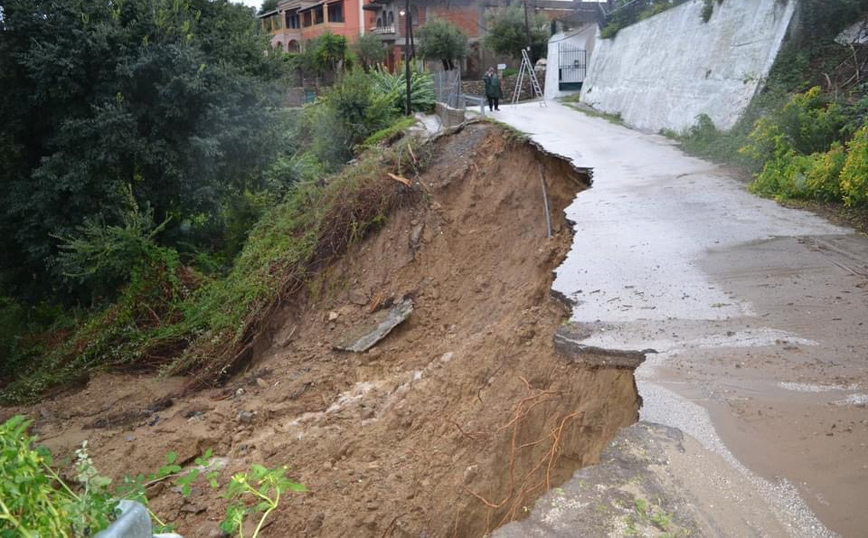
462, 73, 546, 102
580, 0, 796, 133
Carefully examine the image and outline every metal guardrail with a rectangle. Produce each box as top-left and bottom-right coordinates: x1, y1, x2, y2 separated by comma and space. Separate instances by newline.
462, 94, 486, 117
94, 501, 182, 538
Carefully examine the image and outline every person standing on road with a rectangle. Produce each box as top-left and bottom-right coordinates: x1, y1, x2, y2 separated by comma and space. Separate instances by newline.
483, 67, 502, 112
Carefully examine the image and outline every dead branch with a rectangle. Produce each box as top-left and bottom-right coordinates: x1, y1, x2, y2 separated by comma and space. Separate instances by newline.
387, 172, 411, 186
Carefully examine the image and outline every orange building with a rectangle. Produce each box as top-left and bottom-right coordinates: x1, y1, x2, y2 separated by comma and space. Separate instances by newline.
365, 0, 509, 74
259, 0, 376, 51
259, 0, 596, 75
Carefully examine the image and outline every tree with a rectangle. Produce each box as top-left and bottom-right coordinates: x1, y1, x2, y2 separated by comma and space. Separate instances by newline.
484, 1, 549, 62
259, 0, 279, 14
417, 18, 469, 71
0, 0, 288, 303
354, 32, 388, 72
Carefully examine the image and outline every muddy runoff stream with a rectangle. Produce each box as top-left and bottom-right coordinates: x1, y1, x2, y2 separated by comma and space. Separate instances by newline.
9, 123, 642, 537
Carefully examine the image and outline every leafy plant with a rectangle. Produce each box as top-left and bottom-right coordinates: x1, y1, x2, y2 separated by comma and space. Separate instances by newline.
0, 416, 306, 537
370, 66, 436, 115
221, 465, 307, 538
0, 416, 117, 537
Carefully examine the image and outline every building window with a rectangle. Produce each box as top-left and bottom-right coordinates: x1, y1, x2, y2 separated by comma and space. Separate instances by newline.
410, 6, 419, 26
377, 16, 383, 28
315, 5, 324, 25
387, 11, 394, 26
328, 2, 344, 23
303, 11, 312, 27
288, 40, 300, 53
286, 11, 300, 29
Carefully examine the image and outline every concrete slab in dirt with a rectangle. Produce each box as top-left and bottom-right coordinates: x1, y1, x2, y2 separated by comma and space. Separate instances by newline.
554, 322, 647, 369
496, 101, 867, 536
332, 298, 413, 352
494, 422, 790, 538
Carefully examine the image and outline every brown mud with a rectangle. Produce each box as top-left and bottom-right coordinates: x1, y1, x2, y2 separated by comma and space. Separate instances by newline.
4, 124, 641, 537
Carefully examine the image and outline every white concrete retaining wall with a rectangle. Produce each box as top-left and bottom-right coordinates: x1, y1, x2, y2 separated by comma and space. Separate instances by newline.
580, 0, 796, 133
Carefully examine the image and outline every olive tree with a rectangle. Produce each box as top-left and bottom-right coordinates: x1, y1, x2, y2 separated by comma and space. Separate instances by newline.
354, 32, 388, 72
417, 18, 469, 71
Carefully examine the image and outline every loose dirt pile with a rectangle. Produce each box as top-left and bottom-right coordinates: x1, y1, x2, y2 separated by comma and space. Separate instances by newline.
5, 124, 640, 537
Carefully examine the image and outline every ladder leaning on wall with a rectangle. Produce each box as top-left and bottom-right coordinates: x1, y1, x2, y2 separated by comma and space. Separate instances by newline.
512, 48, 546, 107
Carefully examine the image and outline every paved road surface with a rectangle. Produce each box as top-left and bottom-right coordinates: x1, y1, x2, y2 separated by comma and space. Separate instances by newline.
495, 101, 868, 537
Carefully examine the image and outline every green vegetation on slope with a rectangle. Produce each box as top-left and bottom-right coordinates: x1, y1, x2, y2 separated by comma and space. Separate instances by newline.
0, 0, 436, 402
0, 119, 430, 404
672, 0, 868, 207
601, 0, 691, 39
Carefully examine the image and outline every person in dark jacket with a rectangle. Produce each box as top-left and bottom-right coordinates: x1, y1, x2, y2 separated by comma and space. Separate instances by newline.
483, 67, 502, 111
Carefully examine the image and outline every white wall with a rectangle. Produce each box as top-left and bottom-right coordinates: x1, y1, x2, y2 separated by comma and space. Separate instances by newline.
580, 0, 796, 133
545, 24, 599, 101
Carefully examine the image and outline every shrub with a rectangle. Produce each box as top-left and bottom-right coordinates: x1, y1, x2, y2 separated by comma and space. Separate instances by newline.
840, 122, 868, 206
806, 142, 847, 201
741, 87, 851, 202
741, 87, 845, 164
51, 189, 173, 303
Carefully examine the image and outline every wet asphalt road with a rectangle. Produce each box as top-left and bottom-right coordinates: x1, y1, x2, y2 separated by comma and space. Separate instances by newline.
495, 101, 868, 537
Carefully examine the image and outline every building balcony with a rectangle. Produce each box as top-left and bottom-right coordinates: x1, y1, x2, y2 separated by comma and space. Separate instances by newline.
371, 25, 396, 35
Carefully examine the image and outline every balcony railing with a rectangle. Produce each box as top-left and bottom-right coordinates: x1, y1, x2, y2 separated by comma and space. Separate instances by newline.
372, 25, 396, 35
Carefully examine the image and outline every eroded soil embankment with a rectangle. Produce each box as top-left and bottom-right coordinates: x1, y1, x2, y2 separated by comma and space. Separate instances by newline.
9, 124, 640, 537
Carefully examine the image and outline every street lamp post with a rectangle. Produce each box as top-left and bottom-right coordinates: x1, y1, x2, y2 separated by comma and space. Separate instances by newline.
401, 0, 412, 116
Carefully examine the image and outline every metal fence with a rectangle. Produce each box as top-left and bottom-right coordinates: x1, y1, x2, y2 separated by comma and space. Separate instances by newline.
431, 68, 485, 126
432, 68, 464, 109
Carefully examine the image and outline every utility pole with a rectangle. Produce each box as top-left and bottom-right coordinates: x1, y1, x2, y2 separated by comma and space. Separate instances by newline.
524, 0, 532, 60
404, 0, 412, 116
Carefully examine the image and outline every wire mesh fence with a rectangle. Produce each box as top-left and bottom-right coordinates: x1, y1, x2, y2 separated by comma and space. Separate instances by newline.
431, 68, 485, 126
432, 68, 464, 109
